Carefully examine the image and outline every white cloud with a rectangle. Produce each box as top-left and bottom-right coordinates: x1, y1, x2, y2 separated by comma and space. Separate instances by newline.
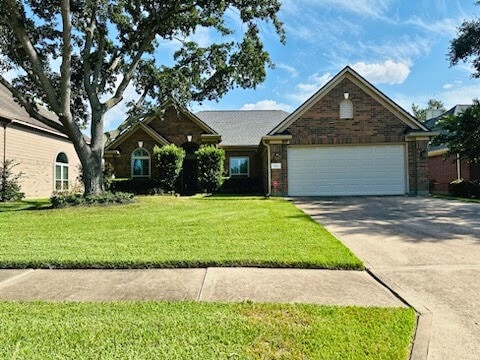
282, 0, 391, 19
358, 36, 431, 63
241, 99, 292, 112
405, 16, 460, 37
352, 60, 411, 85
442, 83, 453, 90
276, 63, 299, 78
287, 72, 333, 104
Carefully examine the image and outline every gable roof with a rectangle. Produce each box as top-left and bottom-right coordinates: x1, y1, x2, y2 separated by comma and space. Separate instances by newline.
105, 100, 218, 150
269, 66, 430, 135
424, 105, 470, 130
0, 83, 67, 137
143, 99, 219, 135
425, 104, 471, 153
196, 110, 289, 146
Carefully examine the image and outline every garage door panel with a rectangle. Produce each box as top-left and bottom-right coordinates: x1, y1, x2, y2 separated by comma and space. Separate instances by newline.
288, 145, 406, 196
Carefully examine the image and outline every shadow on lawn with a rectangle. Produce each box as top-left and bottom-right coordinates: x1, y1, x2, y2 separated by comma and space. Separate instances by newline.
0, 200, 52, 212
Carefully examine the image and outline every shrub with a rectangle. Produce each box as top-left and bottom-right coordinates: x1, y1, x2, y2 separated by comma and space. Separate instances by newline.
195, 145, 225, 193
448, 178, 480, 198
152, 144, 186, 192
0, 159, 25, 202
50, 191, 135, 208
110, 178, 159, 194
217, 177, 263, 194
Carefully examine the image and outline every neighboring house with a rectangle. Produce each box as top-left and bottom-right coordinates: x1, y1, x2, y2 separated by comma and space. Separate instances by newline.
426, 105, 480, 193
105, 66, 435, 196
0, 83, 81, 198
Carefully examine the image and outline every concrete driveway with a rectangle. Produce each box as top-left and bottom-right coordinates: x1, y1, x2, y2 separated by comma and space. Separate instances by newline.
294, 196, 480, 360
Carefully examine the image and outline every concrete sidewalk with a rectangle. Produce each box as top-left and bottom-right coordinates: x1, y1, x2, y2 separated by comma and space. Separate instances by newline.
0, 268, 405, 307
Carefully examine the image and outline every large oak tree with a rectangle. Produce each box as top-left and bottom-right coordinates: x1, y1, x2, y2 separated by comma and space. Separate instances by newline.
448, 1, 480, 77
0, 0, 284, 195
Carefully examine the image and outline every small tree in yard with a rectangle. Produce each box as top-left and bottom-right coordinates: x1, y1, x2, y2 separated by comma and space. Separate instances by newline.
0, 159, 25, 202
153, 144, 186, 192
433, 101, 480, 163
0, 1, 285, 196
195, 146, 225, 193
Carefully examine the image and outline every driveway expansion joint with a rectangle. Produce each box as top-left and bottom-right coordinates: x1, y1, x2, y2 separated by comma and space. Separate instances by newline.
196, 268, 209, 301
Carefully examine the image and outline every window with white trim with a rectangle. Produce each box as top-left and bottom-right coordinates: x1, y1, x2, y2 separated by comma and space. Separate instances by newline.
55, 152, 69, 191
339, 99, 353, 119
229, 157, 249, 177
131, 148, 150, 178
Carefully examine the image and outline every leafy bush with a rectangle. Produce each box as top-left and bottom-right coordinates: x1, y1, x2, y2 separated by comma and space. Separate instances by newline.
110, 178, 159, 194
0, 159, 25, 202
152, 144, 186, 192
195, 145, 225, 193
50, 191, 135, 208
217, 177, 263, 194
448, 179, 480, 198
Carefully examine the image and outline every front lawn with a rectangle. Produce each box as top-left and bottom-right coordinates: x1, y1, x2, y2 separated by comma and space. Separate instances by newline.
0, 301, 415, 360
0, 196, 362, 269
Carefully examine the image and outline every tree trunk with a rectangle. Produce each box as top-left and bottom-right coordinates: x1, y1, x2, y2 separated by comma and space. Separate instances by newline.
81, 150, 104, 196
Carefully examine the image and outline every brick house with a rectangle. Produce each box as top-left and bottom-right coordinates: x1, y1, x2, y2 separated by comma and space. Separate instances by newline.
0, 83, 81, 198
425, 105, 480, 193
105, 66, 435, 196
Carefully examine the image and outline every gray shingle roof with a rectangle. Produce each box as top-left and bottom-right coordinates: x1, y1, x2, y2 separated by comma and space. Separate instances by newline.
426, 105, 471, 152
0, 83, 62, 135
195, 110, 289, 146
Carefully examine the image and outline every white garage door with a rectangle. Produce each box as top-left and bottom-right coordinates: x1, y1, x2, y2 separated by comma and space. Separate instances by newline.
288, 145, 407, 196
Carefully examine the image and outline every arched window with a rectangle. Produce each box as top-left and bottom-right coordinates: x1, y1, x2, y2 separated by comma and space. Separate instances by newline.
55, 152, 69, 191
339, 99, 353, 119
131, 148, 150, 178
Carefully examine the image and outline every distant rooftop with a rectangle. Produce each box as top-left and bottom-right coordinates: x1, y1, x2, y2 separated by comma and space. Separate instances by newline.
196, 110, 289, 146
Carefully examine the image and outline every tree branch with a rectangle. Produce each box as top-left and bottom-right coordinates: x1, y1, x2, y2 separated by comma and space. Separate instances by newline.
103, 32, 156, 110
82, 7, 101, 110
60, 0, 72, 116
0, 76, 67, 134
5, 0, 61, 113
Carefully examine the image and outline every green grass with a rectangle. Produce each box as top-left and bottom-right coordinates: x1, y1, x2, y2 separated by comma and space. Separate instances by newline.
0, 199, 51, 212
0, 301, 415, 360
0, 196, 362, 269
432, 194, 480, 203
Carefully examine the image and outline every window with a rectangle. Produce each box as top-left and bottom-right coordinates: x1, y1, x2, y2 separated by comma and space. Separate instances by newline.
229, 157, 249, 177
131, 148, 150, 178
55, 152, 69, 191
339, 99, 353, 119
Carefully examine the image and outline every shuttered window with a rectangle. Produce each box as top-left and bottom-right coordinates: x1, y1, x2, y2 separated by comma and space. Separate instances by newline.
339, 100, 353, 119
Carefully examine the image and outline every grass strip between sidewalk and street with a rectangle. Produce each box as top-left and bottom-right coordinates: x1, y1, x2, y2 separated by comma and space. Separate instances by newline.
0, 196, 362, 269
0, 301, 416, 360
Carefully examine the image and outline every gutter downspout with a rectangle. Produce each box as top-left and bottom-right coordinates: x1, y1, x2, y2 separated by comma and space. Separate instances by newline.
2, 119, 12, 165
262, 138, 271, 196
456, 153, 461, 180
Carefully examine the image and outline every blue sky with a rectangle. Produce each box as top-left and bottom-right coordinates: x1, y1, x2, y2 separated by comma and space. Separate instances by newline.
3, 1, 479, 131
164, 0, 478, 130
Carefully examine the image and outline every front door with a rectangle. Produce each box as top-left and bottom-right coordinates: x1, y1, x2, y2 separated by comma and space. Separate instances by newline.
181, 143, 199, 194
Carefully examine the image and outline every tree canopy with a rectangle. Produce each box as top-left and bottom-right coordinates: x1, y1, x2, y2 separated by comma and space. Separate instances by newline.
448, 1, 480, 77
411, 99, 445, 122
0, 0, 285, 194
433, 101, 480, 163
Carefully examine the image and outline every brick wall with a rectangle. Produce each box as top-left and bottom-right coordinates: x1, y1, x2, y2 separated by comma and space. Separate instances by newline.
287, 78, 406, 146
107, 107, 217, 179
268, 77, 429, 195
148, 107, 207, 145
428, 154, 479, 193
